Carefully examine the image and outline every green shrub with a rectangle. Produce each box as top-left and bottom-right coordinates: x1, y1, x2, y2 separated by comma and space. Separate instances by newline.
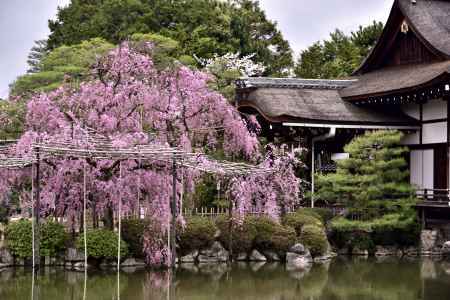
305, 208, 334, 223
76, 229, 128, 259
5, 220, 68, 258
283, 211, 323, 236
5, 219, 32, 258
121, 218, 149, 258
330, 213, 420, 248
300, 224, 328, 256
179, 217, 217, 255
248, 216, 296, 253
40, 221, 68, 257
215, 215, 256, 254
350, 231, 375, 251
270, 224, 297, 253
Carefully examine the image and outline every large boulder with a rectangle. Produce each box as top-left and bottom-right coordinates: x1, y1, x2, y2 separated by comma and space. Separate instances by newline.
286, 251, 312, 271
248, 250, 267, 262
198, 242, 229, 263
289, 243, 307, 255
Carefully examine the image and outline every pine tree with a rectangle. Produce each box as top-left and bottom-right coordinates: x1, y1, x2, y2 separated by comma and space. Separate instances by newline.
315, 130, 415, 219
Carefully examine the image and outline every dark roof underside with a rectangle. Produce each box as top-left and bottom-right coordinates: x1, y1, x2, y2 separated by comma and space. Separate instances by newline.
340, 61, 450, 100
238, 86, 418, 125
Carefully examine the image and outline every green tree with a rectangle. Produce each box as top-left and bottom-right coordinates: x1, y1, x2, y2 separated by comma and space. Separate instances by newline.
46, 0, 292, 75
10, 38, 114, 96
315, 130, 415, 218
351, 21, 384, 58
27, 40, 49, 73
295, 22, 383, 79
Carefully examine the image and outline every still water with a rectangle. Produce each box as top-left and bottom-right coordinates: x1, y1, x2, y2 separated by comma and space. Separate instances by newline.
1, 257, 450, 300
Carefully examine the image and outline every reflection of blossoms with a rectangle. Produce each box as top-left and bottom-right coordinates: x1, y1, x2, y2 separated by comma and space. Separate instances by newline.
142, 270, 171, 299
195, 53, 266, 77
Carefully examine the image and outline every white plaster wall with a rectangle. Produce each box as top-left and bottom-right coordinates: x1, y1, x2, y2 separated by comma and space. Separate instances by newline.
410, 149, 434, 189
422, 122, 447, 144
423, 149, 434, 189
410, 150, 423, 188
422, 98, 446, 121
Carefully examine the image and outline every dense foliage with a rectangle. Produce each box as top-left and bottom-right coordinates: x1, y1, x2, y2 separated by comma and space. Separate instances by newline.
295, 21, 383, 78
247, 216, 296, 253
76, 229, 128, 259
178, 216, 217, 255
121, 218, 149, 258
5, 220, 67, 258
11, 38, 114, 97
282, 209, 328, 256
283, 210, 323, 236
300, 224, 328, 256
315, 130, 414, 216
46, 0, 292, 76
215, 215, 256, 254
330, 212, 420, 250
316, 130, 419, 249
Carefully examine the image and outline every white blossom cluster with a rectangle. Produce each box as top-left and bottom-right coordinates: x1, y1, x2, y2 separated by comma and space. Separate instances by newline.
195, 53, 266, 77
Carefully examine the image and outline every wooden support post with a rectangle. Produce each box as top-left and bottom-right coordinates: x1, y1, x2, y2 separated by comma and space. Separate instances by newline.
33, 147, 41, 270
170, 155, 177, 267
228, 188, 233, 262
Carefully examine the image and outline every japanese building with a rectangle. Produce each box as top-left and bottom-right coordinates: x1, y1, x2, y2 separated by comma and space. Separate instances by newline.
236, 0, 450, 214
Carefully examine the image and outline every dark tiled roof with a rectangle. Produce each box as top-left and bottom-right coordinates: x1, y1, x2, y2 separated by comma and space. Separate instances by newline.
340, 61, 450, 100
237, 86, 419, 125
237, 77, 356, 90
399, 0, 450, 58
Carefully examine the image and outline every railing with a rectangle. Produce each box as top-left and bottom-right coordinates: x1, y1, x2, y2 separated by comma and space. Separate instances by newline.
181, 206, 299, 218
416, 189, 450, 204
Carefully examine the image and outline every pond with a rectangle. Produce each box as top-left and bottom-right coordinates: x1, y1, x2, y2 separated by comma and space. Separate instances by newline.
1, 257, 450, 300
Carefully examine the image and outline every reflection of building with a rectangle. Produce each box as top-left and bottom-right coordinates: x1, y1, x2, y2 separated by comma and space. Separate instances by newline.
236, 0, 450, 215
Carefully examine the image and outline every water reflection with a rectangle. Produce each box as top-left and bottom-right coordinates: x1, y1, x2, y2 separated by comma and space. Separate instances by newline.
1, 258, 450, 300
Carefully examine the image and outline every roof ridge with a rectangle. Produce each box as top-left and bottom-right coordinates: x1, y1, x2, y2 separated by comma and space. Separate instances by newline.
237, 77, 357, 90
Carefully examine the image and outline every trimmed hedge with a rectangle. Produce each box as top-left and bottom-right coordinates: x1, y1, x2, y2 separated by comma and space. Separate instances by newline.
121, 218, 149, 258
247, 216, 296, 253
76, 229, 128, 259
303, 208, 334, 223
5, 219, 67, 258
215, 215, 256, 254
330, 213, 420, 250
283, 210, 323, 236
215, 216, 297, 254
300, 224, 328, 256
179, 216, 217, 255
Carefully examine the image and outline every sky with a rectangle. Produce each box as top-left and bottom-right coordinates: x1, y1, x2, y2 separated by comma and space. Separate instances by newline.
0, 0, 394, 99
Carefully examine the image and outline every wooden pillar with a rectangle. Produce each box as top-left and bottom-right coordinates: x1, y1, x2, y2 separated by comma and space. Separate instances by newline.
170, 156, 177, 267
228, 188, 233, 261
33, 147, 41, 269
